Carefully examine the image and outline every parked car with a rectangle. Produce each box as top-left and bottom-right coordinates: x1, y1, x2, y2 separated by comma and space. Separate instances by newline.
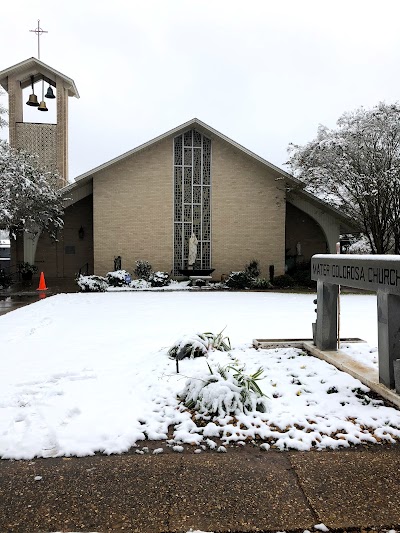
0, 239, 10, 273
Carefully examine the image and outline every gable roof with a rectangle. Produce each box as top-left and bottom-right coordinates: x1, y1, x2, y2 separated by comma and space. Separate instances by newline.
0, 57, 79, 97
68, 117, 302, 189
61, 118, 357, 231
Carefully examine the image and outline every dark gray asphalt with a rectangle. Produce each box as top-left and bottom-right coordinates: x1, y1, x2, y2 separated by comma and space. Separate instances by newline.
1, 444, 400, 532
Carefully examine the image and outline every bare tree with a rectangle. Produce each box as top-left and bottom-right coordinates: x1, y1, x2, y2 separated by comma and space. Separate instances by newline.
287, 102, 400, 254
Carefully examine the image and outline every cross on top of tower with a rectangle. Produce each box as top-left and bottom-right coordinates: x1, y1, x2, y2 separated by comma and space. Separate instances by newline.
29, 20, 48, 60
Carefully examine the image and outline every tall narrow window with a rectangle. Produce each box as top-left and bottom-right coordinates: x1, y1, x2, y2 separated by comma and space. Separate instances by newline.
173, 129, 211, 274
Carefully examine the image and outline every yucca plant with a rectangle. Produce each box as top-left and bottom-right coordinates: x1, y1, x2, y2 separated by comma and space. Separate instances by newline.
180, 362, 268, 416
168, 329, 231, 361
225, 364, 265, 401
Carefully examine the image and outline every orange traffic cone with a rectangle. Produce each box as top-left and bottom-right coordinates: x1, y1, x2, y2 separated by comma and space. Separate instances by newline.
36, 271, 48, 291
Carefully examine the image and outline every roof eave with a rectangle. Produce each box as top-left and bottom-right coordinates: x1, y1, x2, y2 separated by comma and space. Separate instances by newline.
0, 57, 79, 98
288, 188, 361, 233
73, 117, 300, 186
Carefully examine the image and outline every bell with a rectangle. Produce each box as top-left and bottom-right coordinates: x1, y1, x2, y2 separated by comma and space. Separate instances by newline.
38, 100, 48, 112
45, 86, 55, 99
26, 93, 39, 106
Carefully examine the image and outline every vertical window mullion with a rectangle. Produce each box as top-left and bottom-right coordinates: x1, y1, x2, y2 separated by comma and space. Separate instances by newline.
181, 134, 184, 270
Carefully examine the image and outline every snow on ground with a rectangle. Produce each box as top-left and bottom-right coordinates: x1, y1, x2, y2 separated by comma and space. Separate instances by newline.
0, 291, 398, 460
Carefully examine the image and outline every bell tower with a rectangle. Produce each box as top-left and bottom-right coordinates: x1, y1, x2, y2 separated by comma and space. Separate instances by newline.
0, 57, 79, 186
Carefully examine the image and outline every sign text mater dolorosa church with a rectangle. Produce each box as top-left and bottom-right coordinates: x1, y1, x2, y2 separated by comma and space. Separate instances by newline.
311, 255, 400, 294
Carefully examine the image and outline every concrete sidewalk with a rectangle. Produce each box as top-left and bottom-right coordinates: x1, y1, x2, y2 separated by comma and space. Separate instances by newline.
1, 444, 399, 532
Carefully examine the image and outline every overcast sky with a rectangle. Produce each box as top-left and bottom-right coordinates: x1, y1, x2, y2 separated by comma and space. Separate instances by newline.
1, 0, 400, 181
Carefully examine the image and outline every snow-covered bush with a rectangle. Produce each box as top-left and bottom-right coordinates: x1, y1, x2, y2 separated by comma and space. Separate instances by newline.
134, 260, 153, 281
348, 235, 372, 254
225, 271, 254, 290
225, 260, 260, 290
168, 330, 231, 360
76, 274, 109, 292
252, 277, 273, 290
180, 363, 268, 416
130, 279, 151, 289
149, 270, 170, 287
106, 269, 131, 287
245, 259, 260, 278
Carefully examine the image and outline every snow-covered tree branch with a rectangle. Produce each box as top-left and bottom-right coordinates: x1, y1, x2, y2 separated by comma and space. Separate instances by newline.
0, 89, 7, 130
0, 140, 64, 239
287, 102, 400, 254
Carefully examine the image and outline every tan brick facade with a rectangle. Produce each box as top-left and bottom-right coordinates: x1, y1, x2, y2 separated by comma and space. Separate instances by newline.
15, 123, 57, 173
93, 138, 173, 275
91, 131, 286, 279
212, 136, 286, 278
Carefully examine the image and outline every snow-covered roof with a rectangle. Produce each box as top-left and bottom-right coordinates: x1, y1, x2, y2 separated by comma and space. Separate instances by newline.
68, 118, 303, 188
0, 57, 79, 98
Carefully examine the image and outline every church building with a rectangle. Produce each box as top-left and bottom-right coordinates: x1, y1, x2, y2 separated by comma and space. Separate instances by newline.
0, 57, 356, 281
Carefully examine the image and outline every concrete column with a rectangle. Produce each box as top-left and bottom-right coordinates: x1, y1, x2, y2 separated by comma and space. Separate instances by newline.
316, 280, 338, 351
7, 74, 23, 148
23, 231, 40, 265
56, 77, 68, 186
377, 292, 400, 389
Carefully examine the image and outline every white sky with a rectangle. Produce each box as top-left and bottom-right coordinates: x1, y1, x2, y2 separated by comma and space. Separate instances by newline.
1, 0, 400, 182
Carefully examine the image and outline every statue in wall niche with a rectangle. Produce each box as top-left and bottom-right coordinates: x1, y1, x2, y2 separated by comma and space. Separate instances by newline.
114, 255, 122, 271
188, 233, 198, 268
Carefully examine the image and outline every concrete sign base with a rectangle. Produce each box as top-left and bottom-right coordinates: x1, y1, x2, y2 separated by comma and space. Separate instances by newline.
312, 254, 400, 390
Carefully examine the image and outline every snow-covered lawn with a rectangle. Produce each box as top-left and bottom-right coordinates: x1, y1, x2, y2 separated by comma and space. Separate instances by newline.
0, 291, 399, 460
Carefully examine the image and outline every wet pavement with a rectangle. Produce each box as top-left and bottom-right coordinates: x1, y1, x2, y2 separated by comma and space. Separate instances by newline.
0, 277, 78, 316
0, 444, 400, 532
0, 295, 45, 316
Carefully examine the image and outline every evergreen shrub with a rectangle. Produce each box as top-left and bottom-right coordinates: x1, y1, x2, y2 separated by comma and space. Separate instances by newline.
225, 271, 254, 290
245, 259, 260, 278
106, 270, 131, 287
272, 274, 295, 289
134, 260, 153, 281
149, 271, 170, 287
252, 277, 273, 290
76, 275, 109, 292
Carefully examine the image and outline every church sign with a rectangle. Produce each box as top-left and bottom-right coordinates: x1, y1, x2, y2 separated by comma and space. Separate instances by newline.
311, 255, 400, 295
311, 254, 400, 391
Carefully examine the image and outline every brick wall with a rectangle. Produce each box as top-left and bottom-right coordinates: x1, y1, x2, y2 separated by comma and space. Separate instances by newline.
15, 123, 57, 173
212, 136, 286, 279
93, 138, 173, 275
92, 132, 286, 279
